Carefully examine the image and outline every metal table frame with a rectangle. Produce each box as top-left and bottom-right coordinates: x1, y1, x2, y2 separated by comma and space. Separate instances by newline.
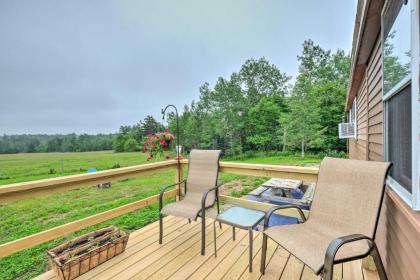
213, 206, 265, 272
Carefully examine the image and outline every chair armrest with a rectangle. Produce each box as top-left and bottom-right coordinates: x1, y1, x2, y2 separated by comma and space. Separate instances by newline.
264, 205, 307, 229
324, 234, 373, 276
201, 184, 221, 211
159, 179, 186, 211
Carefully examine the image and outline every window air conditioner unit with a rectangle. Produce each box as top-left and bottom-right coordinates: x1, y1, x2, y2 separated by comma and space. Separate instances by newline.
338, 123, 356, 139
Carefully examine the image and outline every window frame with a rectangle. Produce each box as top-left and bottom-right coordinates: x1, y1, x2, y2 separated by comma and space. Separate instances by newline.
350, 97, 358, 139
382, 0, 420, 210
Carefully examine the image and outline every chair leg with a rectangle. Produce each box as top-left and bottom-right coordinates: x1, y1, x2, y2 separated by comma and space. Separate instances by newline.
370, 244, 388, 280
216, 199, 222, 229
322, 256, 334, 280
249, 229, 253, 272
322, 268, 333, 280
232, 226, 236, 240
188, 218, 191, 223
201, 215, 206, 255
213, 220, 217, 257
159, 213, 163, 244
260, 233, 268, 275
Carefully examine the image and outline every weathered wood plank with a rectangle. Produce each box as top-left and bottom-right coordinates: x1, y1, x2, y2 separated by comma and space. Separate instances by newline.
260, 246, 290, 279
77, 217, 185, 280
186, 229, 248, 280
300, 266, 321, 280
239, 238, 278, 280
32, 216, 180, 280
333, 264, 343, 280
132, 222, 230, 280
343, 260, 364, 280
205, 231, 261, 280
280, 254, 305, 280
35, 219, 380, 280
165, 225, 240, 280
106, 220, 212, 279
222, 232, 263, 280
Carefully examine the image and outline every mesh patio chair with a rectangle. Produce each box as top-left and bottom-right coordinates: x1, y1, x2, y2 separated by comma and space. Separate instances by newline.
260, 157, 392, 280
159, 149, 222, 255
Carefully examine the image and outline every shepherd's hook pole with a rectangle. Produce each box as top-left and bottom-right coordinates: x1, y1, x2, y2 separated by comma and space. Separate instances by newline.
162, 105, 181, 197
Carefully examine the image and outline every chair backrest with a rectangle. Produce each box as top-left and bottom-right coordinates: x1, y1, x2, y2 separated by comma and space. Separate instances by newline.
308, 157, 391, 238
186, 149, 221, 205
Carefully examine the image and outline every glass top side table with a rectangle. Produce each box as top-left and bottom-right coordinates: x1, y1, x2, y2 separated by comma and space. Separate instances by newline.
213, 206, 266, 272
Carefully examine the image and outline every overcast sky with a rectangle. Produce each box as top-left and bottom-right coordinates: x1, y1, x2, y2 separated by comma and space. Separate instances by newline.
0, 0, 356, 135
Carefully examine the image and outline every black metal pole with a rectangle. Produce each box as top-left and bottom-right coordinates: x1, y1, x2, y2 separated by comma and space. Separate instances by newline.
162, 105, 181, 196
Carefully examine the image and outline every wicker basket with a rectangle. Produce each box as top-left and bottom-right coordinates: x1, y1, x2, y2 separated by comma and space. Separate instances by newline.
47, 226, 129, 280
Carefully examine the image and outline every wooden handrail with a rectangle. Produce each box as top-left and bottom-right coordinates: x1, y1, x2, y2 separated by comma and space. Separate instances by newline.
0, 159, 319, 259
182, 159, 319, 182
0, 160, 178, 203
0, 189, 177, 258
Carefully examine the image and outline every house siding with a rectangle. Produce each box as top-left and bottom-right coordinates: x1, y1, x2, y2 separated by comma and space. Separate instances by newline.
376, 189, 420, 280
348, 36, 420, 280
349, 73, 368, 160
366, 39, 384, 161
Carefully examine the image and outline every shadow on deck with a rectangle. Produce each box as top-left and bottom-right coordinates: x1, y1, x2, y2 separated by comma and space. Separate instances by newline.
34, 216, 378, 280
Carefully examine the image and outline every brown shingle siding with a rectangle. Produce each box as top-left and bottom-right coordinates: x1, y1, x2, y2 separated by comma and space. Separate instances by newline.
347, 2, 420, 279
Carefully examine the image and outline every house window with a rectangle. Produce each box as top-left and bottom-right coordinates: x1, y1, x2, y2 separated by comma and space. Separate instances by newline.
387, 86, 412, 192
349, 97, 357, 139
383, 0, 411, 96
382, 0, 420, 210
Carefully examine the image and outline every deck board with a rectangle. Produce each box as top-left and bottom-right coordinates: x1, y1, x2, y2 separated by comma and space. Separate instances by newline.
34, 219, 379, 280
149, 224, 231, 280
280, 255, 305, 280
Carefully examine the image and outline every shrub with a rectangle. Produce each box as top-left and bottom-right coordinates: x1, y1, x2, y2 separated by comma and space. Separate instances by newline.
112, 163, 121, 169
124, 138, 140, 152
0, 173, 10, 180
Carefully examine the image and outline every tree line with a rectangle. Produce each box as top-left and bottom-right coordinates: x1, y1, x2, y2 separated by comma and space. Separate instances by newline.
164, 39, 351, 158
0, 134, 115, 154
107, 39, 351, 158
1, 39, 351, 157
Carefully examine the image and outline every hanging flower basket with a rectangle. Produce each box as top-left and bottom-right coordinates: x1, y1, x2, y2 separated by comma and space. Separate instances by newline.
47, 226, 129, 280
143, 132, 174, 160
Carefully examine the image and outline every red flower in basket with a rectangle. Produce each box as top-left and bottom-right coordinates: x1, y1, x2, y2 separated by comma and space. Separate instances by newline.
143, 131, 175, 161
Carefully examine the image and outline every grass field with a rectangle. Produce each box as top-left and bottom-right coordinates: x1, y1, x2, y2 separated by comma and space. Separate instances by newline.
0, 151, 322, 280
0, 151, 156, 185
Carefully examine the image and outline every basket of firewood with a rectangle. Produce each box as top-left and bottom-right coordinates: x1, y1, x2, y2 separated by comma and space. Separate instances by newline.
47, 226, 129, 280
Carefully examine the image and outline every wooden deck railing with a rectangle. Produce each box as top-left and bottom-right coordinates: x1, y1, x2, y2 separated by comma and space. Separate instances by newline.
0, 160, 179, 203
0, 159, 319, 258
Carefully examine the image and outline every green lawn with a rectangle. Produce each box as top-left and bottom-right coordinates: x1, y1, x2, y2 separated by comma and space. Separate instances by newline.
0, 151, 155, 185
0, 151, 322, 280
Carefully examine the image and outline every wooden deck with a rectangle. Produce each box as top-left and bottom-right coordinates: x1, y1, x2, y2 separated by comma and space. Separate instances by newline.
34, 216, 378, 280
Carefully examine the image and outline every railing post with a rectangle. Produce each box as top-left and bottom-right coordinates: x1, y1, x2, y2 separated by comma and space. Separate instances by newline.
175, 161, 184, 200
